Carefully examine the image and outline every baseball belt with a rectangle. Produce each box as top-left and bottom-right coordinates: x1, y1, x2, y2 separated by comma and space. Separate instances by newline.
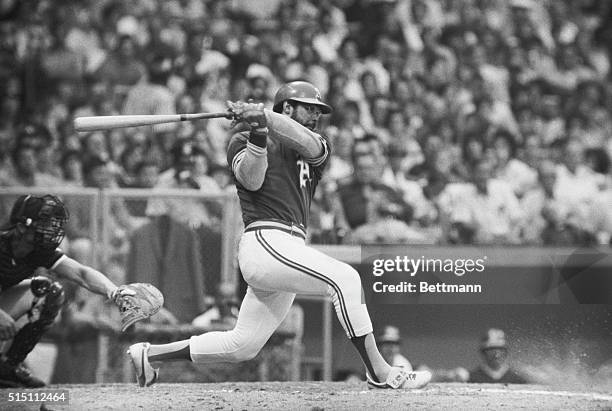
244, 220, 307, 240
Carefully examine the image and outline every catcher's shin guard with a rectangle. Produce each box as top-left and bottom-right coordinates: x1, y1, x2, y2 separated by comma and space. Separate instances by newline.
4, 278, 65, 367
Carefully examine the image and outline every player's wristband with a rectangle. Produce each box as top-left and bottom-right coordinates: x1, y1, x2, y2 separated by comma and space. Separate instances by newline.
249, 127, 268, 148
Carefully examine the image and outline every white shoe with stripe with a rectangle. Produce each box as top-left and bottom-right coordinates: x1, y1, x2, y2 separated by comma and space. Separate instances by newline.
127, 342, 159, 387
367, 367, 432, 389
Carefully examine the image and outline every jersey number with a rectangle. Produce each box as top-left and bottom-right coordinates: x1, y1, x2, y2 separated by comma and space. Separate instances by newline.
297, 159, 311, 188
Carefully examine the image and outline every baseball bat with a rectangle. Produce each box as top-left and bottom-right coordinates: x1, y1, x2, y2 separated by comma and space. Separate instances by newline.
74, 112, 234, 132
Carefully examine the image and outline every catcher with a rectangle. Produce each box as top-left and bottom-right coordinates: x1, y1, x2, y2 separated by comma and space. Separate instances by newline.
0, 194, 162, 387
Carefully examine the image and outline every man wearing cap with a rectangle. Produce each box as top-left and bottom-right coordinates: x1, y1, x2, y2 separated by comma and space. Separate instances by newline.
128, 81, 432, 390
378, 325, 413, 370
468, 328, 528, 384
0, 125, 63, 188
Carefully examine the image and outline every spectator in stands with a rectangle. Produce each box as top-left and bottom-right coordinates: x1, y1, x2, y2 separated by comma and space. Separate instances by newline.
41, 24, 86, 85
115, 144, 142, 188
554, 139, 600, 216
590, 181, 612, 245
539, 94, 565, 146
191, 282, 239, 328
338, 138, 420, 244
468, 328, 528, 384
0, 143, 62, 187
0, 127, 16, 182
378, 325, 412, 370
491, 129, 537, 198
521, 158, 596, 245
208, 164, 232, 192
0, 0, 609, 248
519, 132, 546, 170
335, 100, 367, 141
60, 149, 83, 187
385, 142, 436, 228
368, 95, 391, 140
66, 156, 137, 265
81, 131, 110, 163
458, 132, 487, 180
386, 109, 423, 169
447, 159, 523, 244
122, 54, 176, 135
244, 63, 274, 106
584, 147, 610, 186
521, 160, 562, 244
428, 149, 473, 244
146, 138, 222, 229
546, 43, 599, 92
123, 159, 161, 218
94, 34, 145, 88
11, 123, 61, 179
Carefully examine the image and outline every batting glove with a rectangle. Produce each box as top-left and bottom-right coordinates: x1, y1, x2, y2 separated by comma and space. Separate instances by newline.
227, 101, 267, 131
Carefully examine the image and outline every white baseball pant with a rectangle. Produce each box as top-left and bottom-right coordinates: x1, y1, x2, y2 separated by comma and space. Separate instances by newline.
190, 227, 373, 363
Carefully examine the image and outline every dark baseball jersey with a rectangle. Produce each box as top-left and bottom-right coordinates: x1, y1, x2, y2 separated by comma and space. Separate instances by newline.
0, 232, 65, 290
227, 129, 330, 230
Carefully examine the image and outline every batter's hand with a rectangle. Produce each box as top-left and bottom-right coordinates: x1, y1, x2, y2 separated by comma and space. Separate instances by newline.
0, 309, 16, 340
226, 101, 267, 130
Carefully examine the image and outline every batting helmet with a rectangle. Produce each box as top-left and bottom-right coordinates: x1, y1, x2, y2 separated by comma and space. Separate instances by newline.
10, 194, 69, 249
272, 81, 332, 114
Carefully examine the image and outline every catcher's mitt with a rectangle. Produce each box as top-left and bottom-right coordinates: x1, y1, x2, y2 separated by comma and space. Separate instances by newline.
111, 283, 164, 332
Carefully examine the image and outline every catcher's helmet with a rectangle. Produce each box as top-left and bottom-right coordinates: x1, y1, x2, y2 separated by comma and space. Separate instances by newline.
10, 194, 69, 249
272, 81, 332, 114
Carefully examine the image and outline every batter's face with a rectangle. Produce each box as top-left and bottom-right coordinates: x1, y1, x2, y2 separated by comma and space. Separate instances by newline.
286, 103, 322, 131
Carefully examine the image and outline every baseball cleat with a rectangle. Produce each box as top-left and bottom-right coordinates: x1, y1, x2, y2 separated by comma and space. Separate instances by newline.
127, 342, 159, 387
366, 367, 431, 390
0, 361, 46, 388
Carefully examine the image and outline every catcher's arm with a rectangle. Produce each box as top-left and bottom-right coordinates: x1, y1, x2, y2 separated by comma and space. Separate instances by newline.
53, 256, 118, 299
54, 258, 164, 331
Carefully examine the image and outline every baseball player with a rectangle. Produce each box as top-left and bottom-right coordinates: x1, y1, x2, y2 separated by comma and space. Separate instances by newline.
128, 81, 431, 389
378, 326, 413, 370
0, 194, 160, 387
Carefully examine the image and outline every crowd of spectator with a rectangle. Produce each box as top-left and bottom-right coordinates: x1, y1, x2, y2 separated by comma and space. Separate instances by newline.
1, 0, 611, 246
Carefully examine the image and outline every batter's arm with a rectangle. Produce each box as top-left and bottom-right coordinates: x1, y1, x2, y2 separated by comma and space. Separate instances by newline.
228, 133, 268, 191
265, 110, 328, 165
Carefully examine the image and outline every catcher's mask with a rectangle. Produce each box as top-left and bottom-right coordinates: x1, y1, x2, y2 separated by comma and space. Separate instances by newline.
10, 194, 69, 249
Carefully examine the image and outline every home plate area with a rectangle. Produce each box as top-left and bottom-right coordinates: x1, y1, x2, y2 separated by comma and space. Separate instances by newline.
1, 382, 612, 411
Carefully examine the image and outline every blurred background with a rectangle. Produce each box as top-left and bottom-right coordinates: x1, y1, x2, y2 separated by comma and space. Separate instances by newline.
0, 0, 610, 387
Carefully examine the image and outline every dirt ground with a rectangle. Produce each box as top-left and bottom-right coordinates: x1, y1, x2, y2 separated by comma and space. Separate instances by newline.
1, 382, 611, 411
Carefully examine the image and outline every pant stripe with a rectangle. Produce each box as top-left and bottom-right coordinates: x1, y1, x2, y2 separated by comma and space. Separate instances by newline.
255, 230, 356, 338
